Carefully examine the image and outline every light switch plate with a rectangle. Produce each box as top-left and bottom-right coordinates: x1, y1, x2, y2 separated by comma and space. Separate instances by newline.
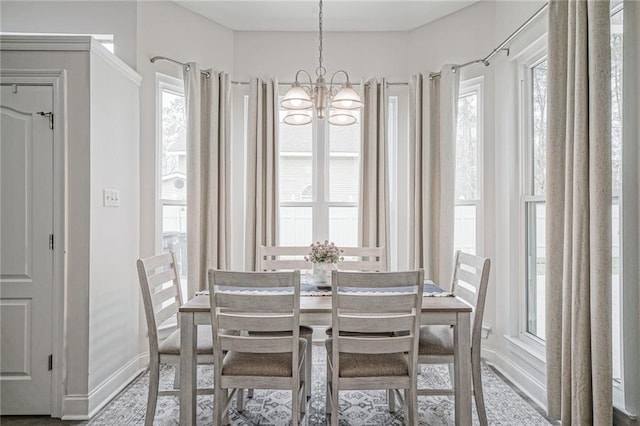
103, 189, 120, 207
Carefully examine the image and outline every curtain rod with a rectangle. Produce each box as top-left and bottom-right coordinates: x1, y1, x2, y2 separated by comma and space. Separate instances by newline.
149, 57, 411, 86
429, 2, 548, 79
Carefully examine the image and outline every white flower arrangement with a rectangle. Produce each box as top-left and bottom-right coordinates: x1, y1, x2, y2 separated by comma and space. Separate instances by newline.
305, 240, 344, 264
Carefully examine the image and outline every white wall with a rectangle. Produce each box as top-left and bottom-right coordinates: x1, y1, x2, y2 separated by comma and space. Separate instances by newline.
0, 1, 137, 68
88, 46, 141, 414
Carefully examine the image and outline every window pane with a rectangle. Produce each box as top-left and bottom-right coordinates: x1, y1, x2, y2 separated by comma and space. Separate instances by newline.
456, 93, 479, 201
526, 202, 546, 340
612, 202, 621, 382
454, 205, 477, 255
279, 110, 313, 202
611, 8, 623, 195
279, 206, 312, 246
161, 204, 187, 280
532, 61, 548, 196
161, 90, 186, 201
329, 111, 360, 202
329, 206, 358, 247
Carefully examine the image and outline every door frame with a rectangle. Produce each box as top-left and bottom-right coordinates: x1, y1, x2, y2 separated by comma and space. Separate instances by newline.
0, 69, 67, 418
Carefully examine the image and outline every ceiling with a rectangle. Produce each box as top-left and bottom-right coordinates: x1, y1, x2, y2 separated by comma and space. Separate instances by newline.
174, 1, 480, 32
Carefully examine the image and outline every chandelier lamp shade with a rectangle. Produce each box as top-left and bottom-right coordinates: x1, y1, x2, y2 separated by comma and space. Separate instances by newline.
281, 0, 363, 126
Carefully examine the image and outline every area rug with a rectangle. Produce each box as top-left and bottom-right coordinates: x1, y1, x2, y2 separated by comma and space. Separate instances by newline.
88, 347, 553, 425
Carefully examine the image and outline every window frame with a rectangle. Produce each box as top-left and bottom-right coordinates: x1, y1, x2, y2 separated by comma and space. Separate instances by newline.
517, 42, 548, 350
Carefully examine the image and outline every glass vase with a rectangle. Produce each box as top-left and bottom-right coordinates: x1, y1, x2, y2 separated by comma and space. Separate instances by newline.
312, 262, 336, 284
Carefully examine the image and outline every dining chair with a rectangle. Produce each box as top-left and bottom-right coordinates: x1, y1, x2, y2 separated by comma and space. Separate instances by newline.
417, 250, 491, 426
258, 245, 314, 399
208, 269, 307, 425
326, 270, 424, 426
136, 252, 215, 426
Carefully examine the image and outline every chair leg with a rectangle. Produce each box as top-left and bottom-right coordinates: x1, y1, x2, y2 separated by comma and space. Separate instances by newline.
292, 385, 300, 426
387, 389, 396, 412
472, 351, 488, 426
407, 386, 418, 426
173, 364, 180, 390
222, 389, 230, 426
325, 378, 332, 414
331, 381, 339, 426
237, 388, 244, 412
304, 334, 312, 399
214, 384, 223, 426
145, 362, 160, 426
447, 363, 456, 401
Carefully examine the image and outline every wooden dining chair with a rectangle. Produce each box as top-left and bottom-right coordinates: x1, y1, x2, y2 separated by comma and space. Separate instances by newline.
208, 269, 307, 425
136, 252, 215, 426
326, 270, 424, 426
258, 245, 314, 398
417, 250, 491, 426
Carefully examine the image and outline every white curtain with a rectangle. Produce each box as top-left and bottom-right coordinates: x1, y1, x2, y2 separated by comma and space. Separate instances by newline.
359, 78, 389, 258
245, 78, 279, 271
545, 1, 612, 423
184, 65, 231, 296
408, 66, 459, 287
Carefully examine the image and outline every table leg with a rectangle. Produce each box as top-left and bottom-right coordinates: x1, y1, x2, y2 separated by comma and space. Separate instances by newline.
454, 312, 472, 425
180, 312, 197, 425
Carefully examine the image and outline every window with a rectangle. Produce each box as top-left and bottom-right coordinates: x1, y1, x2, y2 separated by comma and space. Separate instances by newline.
157, 74, 187, 288
278, 90, 361, 247
520, 6, 624, 351
454, 79, 483, 255
522, 57, 547, 341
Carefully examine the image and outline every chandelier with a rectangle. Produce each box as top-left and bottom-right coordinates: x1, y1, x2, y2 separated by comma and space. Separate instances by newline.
281, 0, 363, 126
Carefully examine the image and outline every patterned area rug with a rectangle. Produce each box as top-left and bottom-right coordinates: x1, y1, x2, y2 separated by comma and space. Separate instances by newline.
89, 346, 553, 425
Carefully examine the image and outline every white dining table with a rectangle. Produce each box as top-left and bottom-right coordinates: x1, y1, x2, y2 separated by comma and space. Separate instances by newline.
178, 291, 473, 425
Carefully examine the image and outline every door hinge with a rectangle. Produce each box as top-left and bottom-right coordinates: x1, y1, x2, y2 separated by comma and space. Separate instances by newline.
49, 234, 54, 250
48, 354, 53, 371
37, 111, 54, 129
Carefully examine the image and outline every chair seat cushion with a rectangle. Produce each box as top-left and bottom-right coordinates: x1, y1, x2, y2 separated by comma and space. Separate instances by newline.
158, 325, 213, 355
325, 339, 409, 377
325, 327, 394, 337
418, 325, 454, 356
222, 338, 307, 377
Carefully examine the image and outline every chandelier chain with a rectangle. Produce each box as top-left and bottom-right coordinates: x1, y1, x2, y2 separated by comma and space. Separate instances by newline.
317, 0, 325, 77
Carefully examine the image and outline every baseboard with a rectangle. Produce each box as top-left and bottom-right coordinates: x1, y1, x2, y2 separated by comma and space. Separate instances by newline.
482, 347, 548, 411
614, 406, 638, 426
61, 352, 149, 420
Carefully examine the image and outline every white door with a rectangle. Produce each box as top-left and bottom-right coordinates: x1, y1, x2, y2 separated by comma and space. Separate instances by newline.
0, 84, 54, 415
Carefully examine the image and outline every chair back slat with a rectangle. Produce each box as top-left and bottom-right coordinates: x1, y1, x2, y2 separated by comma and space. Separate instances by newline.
217, 312, 294, 332
340, 313, 415, 334
332, 270, 419, 288
456, 268, 481, 288
338, 247, 386, 272
259, 246, 312, 271
136, 252, 184, 352
337, 293, 419, 312
220, 335, 295, 353
214, 270, 296, 287
147, 268, 178, 289
338, 335, 414, 354
457, 251, 486, 270
152, 285, 180, 307
215, 292, 295, 311
155, 301, 180, 326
